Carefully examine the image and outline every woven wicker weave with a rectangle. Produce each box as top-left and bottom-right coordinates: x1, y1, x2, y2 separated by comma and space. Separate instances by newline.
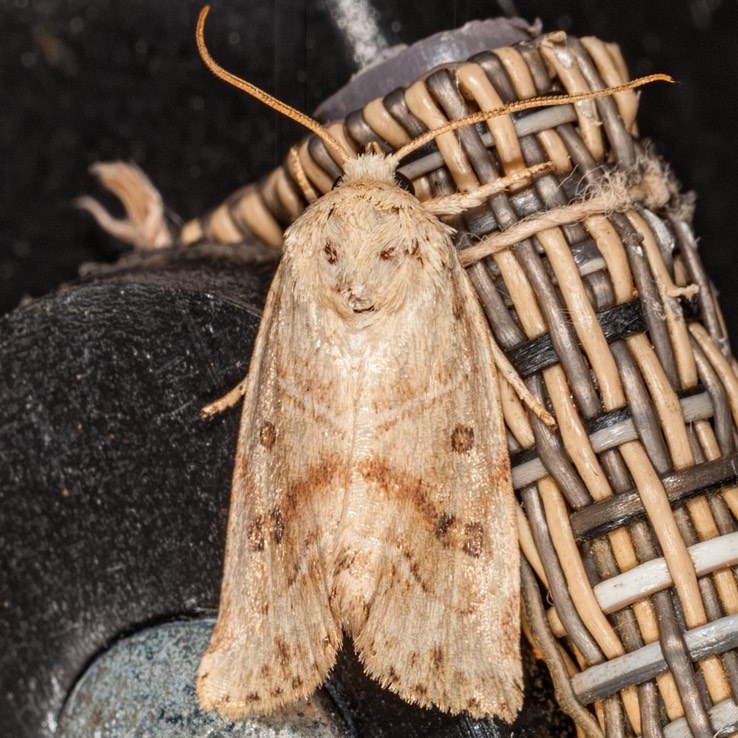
176, 30, 738, 738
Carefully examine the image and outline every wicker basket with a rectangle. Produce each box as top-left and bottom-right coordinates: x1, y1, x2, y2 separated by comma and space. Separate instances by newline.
160, 29, 738, 738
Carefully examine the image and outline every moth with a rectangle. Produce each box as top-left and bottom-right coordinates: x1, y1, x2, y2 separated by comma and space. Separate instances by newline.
192, 6, 669, 722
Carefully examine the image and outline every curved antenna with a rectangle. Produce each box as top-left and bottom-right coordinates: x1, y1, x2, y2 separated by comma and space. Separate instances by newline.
196, 5, 351, 166
390, 74, 673, 164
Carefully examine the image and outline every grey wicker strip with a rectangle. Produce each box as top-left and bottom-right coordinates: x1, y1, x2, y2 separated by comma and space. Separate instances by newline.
571, 614, 738, 701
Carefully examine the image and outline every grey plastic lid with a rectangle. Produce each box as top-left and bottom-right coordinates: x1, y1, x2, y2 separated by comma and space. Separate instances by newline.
314, 17, 540, 121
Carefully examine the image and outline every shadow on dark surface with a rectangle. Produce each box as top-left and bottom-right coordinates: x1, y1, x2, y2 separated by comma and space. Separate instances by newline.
327, 639, 574, 738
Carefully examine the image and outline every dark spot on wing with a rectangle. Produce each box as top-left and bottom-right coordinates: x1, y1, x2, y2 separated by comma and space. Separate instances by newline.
435, 512, 456, 540
466, 697, 481, 711
275, 638, 290, 668
271, 506, 284, 544
452, 282, 465, 321
248, 508, 284, 550
286, 561, 300, 587
259, 420, 276, 449
431, 645, 444, 670
463, 522, 484, 558
451, 424, 474, 453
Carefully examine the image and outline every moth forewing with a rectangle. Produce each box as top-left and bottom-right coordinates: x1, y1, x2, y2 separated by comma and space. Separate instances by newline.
196, 252, 347, 717
338, 232, 521, 719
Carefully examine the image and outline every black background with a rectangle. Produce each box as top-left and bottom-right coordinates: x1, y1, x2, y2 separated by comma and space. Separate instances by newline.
2, 0, 738, 338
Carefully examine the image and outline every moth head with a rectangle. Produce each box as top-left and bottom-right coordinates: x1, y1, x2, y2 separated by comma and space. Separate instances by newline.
294, 178, 453, 322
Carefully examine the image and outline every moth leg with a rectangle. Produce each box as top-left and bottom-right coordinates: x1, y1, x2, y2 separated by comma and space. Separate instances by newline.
200, 376, 249, 417
76, 162, 172, 249
488, 335, 557, 428
423, 162, 553, 217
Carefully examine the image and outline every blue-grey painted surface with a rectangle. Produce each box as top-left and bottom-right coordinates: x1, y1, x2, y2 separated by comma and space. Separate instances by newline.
58, 620, 350, 737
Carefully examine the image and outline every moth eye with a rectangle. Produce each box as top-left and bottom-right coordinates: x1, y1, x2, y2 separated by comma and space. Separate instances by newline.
331, 175, 344, 190
393, 172, 414, 195
323, 241, 338, 264
379, 247, 396, 261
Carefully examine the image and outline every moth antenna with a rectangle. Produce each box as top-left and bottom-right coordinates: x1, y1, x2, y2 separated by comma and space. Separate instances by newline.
196, 5, 351, 166
390, 74, 673, 164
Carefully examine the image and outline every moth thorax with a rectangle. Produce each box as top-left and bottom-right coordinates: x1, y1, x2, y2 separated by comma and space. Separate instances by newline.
340, 154, 397, 186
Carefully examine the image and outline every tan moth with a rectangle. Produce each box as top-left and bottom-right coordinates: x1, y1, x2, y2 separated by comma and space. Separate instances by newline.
193, 6, 669, 722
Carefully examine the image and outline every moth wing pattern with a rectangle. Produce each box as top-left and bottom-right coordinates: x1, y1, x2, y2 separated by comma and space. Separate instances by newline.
330, 245, 522, 719
197, 168, 522, 721
196, 250, 349, 717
